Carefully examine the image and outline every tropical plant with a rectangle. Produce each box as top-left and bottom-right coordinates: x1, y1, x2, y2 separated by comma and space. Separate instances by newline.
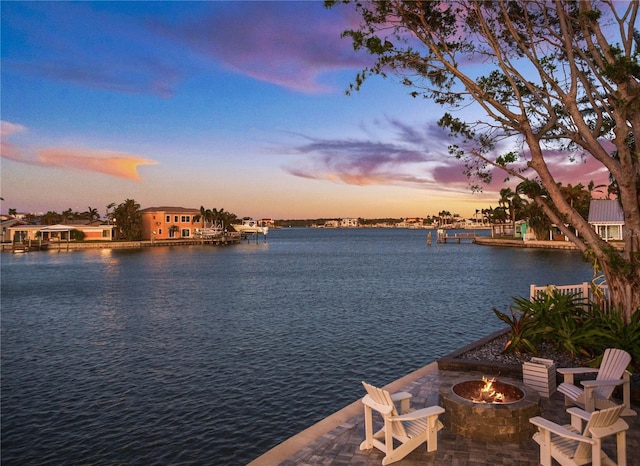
328, 0, 640, 321
195, 206, 212, 228
105, 202, 116, 225
492, 305, 542, 355
113, 199, 142, 240
590, 305, 640, 368
70, 229, 85, 241
168, 225, 180, 238
85, 206, 100, 222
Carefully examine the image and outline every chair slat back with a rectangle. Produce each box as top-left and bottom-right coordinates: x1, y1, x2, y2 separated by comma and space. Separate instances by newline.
596, 348, 631, 399
362, 382, 407, 438
574, 405, 625, 461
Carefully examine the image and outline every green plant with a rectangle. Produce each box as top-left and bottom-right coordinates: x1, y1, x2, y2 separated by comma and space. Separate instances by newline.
492, 306, 541, 354
590, 305, 640, 369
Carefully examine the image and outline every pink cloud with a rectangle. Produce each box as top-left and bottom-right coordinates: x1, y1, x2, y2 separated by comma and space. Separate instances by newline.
1, 120, 157, 181
284, 118, 613, 197
37, 148, 157, 181
0, 121, 27, 161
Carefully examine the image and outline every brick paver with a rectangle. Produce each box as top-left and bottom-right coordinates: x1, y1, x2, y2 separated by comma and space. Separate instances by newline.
280, 369, 640, 466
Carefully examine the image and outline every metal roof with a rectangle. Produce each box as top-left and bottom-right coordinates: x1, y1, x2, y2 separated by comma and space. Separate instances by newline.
588, 199, 624, 224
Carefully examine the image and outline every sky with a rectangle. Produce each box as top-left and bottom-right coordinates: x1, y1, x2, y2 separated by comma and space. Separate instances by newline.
0, 1, 609, 220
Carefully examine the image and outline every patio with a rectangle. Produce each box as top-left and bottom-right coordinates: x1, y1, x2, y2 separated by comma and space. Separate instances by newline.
250, 352, 639, 465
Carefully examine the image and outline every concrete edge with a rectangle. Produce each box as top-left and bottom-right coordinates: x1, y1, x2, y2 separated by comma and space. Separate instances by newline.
247, 361, 440, 466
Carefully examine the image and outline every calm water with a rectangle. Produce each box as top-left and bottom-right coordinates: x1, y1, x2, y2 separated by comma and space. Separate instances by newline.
1, 228, 593, 464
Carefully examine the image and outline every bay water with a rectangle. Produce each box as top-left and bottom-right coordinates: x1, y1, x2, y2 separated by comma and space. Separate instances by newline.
1, 228, 593, 464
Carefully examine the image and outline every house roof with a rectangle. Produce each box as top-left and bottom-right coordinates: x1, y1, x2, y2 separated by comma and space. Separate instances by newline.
140, 206, 199, 214
588, 199, 624, 224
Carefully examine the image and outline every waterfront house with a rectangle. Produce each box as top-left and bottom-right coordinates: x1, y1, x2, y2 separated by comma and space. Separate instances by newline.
6, 222, 114, 243
340, 218, 359, 228
140, 206, 200, 241
588, 199, 624, 241
1, 218, 27, 243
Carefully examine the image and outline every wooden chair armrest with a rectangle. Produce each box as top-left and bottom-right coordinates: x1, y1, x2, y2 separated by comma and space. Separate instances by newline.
567, 407, 591, 422
391, 391, 412, 402
581, 379, 626, 388
391, 405, 445, 422
529, 417, 595, 444
557, 367, 599, 375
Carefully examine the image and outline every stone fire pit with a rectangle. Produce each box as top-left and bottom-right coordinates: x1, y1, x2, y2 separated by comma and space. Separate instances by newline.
439, 378, 540, 442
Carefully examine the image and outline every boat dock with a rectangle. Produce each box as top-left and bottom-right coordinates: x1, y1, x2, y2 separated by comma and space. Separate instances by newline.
436, 230, 478, 244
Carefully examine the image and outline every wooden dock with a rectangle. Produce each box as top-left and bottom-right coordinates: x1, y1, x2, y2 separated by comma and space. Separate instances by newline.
436, 231, 478, 244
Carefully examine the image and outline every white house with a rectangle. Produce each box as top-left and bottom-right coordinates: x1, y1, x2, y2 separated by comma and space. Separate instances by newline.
340, 218, 359, 228
588, 199, 624, 241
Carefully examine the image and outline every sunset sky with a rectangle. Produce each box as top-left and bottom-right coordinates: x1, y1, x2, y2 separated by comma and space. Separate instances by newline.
0, 1, 609, 220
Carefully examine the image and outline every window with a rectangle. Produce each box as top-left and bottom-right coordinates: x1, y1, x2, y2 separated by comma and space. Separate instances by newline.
165, 215, 170, 222
181, 229, 190, 238
174, 215, 179, 222
158, 228, 162, 236
181, 215, 190, 222
102, 230, 110, 238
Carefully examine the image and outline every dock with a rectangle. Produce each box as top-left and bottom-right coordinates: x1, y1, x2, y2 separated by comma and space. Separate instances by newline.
436, 230, 478, 243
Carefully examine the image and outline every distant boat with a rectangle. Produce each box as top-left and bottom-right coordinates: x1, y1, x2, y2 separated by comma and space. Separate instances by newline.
231, 218, 268, 236
194, 226, 224, 238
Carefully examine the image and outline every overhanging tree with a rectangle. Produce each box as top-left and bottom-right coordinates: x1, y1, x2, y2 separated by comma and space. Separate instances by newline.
328, 0, 640, 320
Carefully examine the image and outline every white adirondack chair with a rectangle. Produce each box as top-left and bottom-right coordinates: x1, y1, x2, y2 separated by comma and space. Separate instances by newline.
530, 405, 628, 466
557, 348, 636, 416
360, 381, 444, 465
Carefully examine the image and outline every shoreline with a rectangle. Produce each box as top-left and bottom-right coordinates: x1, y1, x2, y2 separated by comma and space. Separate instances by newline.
3, 235, 622, 253
248, 329, 510, 465
247, 361, 441, 466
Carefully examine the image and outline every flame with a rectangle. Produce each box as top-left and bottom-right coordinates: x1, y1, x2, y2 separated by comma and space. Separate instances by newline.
472, 376, 506, 403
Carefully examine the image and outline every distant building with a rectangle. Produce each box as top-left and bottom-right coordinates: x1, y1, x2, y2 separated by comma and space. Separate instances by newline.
588, 199, 624, 241
1, 218, 27, 243
340, 218, 359, 228
140, 206, 200, 240
5, 222, 114, 243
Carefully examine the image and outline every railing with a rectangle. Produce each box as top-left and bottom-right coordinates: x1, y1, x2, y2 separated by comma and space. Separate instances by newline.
530, 280, 611, 312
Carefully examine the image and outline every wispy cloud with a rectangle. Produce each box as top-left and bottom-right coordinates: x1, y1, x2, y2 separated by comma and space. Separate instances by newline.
37, 149, 157, 181
284, 117, 611, 194
0, 121, 27, 160
146, 2, 366, 93
0, 120, 157, 181
284, 118, 472, 190
3, 2, 364, 96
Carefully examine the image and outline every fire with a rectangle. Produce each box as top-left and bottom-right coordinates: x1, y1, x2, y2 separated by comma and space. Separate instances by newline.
472, 376, 506, 403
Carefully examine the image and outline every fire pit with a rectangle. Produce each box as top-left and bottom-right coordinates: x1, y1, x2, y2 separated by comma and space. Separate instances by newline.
439, 377, 540, 442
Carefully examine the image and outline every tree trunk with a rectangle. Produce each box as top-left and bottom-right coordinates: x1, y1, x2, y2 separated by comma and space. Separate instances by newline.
602, 267, 640, 323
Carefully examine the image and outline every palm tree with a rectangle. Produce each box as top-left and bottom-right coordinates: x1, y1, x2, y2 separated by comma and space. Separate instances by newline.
105, 203, 116, 225
85, 207, 100, 223
195, 205, 212, 228
8, 208, 17, 218
168, 224, 180, 238
61, 208, 74, 224
558, 183, 591, 219
113, 199, 142, 240
211, 208, 227, 229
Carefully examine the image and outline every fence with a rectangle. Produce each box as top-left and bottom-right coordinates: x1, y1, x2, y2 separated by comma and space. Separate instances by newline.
529, 280, 611, 312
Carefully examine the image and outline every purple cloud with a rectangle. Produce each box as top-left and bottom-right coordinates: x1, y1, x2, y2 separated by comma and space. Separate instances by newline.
154, 2, 368, 93
283, 119, 472, 188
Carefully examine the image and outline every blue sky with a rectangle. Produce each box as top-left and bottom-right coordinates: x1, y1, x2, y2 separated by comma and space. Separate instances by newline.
0, 1, 603, 220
